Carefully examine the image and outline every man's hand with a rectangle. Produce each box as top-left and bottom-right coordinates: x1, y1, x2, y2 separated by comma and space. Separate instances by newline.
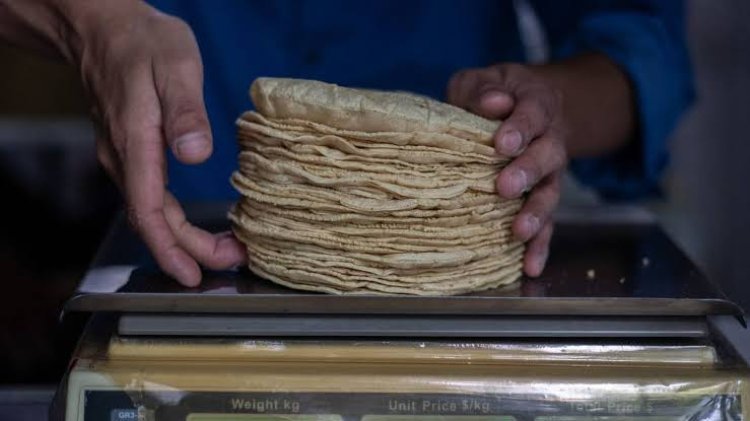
0, 0, 249, 286
447, 64, 567, 277
78, 2, 246, 286
447, 56, 636, 277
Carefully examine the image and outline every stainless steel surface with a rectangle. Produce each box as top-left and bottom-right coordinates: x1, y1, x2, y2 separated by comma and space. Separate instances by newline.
65, 203, 743, 318
118, 314, 709, 338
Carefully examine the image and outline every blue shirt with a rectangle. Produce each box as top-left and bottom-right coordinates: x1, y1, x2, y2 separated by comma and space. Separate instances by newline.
149, 0, 693, 202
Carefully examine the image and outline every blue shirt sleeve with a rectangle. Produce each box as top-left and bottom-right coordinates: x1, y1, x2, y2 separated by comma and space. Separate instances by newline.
531, 0, 695, 201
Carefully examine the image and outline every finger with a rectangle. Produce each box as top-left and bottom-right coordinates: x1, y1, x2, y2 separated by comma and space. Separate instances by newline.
447, 69, 515, 118
496, 136, 566, 199
493, 86, 559, 156
524, 219, 554, 277
153, 53, 212, 165
120, 71, 202, 287
513, 173, 560, 242
446, 68, 489, 110
474, 87, 515, 120
125, 139, 202, 286
163, 192, 247, 269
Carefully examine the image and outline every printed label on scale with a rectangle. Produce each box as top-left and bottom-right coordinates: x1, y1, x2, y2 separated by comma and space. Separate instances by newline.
83, 391, 742, 421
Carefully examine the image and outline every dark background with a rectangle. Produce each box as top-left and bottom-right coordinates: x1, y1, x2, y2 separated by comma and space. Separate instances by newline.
0, 0, 747, 387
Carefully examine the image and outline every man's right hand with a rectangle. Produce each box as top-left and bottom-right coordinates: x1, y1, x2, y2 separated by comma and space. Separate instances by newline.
0, 0, 246, 286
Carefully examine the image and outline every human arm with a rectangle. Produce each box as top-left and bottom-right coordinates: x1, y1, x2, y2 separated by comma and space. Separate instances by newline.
532, 0, 694, 200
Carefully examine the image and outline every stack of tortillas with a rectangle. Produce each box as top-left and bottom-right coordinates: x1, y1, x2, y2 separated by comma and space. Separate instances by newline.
229, 77, 524, 295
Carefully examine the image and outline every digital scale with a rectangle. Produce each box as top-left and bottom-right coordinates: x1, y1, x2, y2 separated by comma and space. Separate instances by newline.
52, 203, 750, 420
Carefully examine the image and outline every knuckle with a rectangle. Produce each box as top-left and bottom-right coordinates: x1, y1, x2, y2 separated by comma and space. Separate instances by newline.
493, 63, 531, 89
521, 87, 555, 121
491, 65, 509, 84
511, 114, 533, 137
494, 63, 522, 78
475, 65, 499, 80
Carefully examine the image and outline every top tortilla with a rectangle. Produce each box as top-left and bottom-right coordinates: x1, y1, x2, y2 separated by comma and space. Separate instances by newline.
250, 78, 499, 146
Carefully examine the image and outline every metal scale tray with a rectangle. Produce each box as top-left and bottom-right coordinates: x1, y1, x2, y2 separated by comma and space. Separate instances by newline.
64, 203, 744, 339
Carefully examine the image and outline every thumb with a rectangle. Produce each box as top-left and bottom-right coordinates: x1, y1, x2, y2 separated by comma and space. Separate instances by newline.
155, 57, 213, 164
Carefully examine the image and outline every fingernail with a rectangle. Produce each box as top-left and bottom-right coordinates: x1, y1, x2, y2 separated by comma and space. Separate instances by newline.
499, 131, 523, 155
524, 214, 540, 237
176, 132, 210, 157
481, 90, 506, 104
510, 168, 528, 196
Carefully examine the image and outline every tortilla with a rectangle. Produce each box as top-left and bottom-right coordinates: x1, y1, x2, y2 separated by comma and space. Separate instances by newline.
231, 77, 524, 295
249, 78, 499, 144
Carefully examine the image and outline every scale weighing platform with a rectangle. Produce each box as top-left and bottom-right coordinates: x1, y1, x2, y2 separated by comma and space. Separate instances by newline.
53, 204, 750, 420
